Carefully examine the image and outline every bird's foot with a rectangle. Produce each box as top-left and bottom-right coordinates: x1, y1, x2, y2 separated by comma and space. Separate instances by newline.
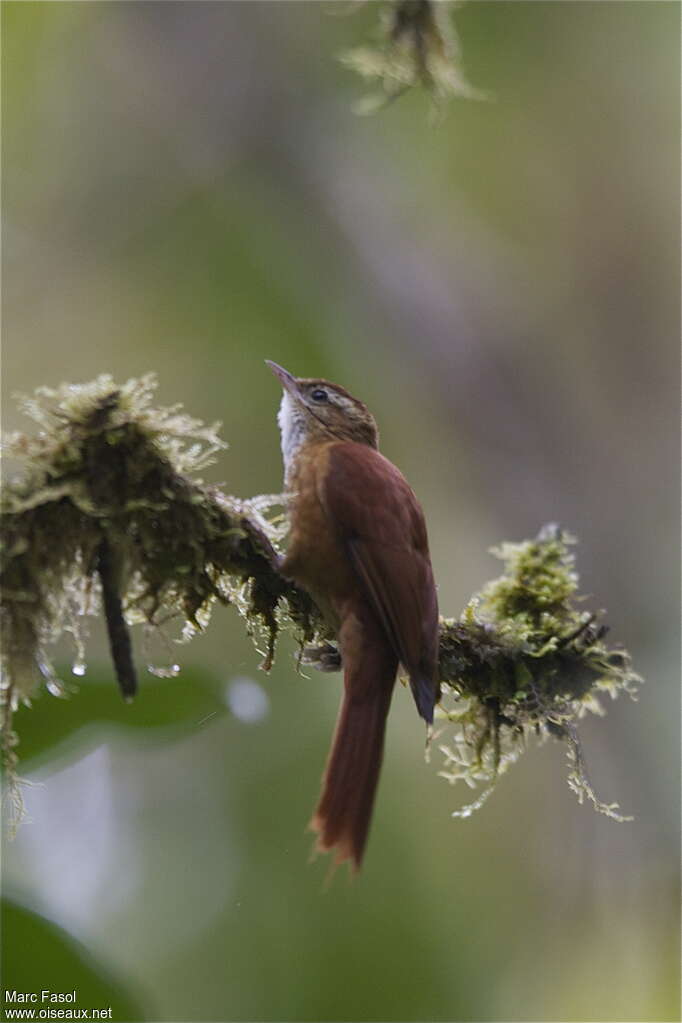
301, 642, 342, 673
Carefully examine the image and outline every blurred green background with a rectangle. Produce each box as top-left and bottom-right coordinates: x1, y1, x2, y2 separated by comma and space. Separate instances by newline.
2, 3, 679, 1021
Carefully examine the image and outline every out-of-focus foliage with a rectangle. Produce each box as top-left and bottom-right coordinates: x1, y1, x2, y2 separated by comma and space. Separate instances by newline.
2, 900, 145, 1021
8, 668, 227, 774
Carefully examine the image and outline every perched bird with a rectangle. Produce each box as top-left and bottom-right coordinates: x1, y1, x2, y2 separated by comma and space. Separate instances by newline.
267, 361, 440, 870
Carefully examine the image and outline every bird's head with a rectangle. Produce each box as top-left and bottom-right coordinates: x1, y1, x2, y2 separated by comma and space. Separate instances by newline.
267, 361, 379, 473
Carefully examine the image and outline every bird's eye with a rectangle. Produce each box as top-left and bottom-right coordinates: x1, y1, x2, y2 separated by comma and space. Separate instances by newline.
310, 388, 328, 403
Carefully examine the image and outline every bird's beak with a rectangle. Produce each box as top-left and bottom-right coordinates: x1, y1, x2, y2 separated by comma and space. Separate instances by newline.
266, 360, 299, 396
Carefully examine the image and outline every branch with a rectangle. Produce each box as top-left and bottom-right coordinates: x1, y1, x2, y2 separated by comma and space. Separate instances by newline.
0, 376, 640, 830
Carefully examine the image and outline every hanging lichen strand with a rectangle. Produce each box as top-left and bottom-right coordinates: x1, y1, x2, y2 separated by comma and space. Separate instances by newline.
341, 0, 486, 115
1, 376, 640, 829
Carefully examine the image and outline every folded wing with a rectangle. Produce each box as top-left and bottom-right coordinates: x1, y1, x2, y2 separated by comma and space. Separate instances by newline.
318, 441, 440, 723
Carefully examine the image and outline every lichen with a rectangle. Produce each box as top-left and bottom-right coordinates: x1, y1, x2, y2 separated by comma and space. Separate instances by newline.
0, 375, 326, 826
341, 0, 486, 114
1, 378, 639, 832
436, 525, 641, 820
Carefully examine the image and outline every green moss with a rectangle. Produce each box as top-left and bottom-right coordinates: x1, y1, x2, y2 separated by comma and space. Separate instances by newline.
436, 525, 640, 820
1, 379, 639, 831
0, 376, 326, 826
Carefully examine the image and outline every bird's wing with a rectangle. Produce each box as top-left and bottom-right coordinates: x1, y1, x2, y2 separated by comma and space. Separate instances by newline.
318, 442, 439, 722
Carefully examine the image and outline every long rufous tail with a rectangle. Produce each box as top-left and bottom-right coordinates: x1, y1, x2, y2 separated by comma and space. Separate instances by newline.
310, 644, 397, 871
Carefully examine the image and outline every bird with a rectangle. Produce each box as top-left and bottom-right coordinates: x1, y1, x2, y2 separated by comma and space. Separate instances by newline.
267, 360, 440, 870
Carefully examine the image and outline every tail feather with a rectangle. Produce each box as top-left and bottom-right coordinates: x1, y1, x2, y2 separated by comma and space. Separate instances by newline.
310, 670, 395, 871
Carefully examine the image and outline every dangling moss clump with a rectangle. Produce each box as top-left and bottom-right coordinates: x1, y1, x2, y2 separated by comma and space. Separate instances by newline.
341, 0, 486, 114
436, 526, 641, 820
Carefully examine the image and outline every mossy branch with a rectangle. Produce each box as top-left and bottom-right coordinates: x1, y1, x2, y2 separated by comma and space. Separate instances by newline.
1, 376, 640, 830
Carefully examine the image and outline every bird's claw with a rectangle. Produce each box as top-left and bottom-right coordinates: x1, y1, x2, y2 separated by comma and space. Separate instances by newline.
301, 642, 342, 673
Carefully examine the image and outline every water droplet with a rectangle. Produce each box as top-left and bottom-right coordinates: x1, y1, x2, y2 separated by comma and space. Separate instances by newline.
225, 678, 269, 724
38, 658, 66, 697
147, 663, 181, 679
72, 661, 87, 677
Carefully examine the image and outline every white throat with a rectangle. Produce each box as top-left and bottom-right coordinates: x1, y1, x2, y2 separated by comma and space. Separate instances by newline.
277, 391, 307, 485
